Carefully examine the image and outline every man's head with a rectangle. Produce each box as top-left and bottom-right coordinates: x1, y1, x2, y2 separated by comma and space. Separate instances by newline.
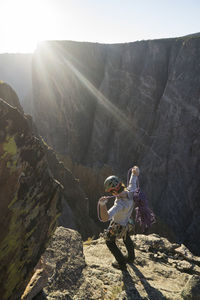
104, 175, 125, 194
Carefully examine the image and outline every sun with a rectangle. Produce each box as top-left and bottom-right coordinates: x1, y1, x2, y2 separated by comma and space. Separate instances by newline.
1, 0, 56, 53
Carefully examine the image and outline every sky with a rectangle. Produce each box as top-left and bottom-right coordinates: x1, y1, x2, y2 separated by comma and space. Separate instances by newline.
0, 0, 200, 53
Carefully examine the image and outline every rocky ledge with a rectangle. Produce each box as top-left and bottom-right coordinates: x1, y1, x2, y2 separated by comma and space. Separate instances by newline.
23, 227, 200, 300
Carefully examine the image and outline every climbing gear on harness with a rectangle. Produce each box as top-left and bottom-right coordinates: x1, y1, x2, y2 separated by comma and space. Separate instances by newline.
127, 217, 135, 235
104, 175, 121, 193
102, 220, 133, 241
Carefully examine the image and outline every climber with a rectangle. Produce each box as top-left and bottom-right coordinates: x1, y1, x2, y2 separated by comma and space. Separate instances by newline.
99, 166, 139, 270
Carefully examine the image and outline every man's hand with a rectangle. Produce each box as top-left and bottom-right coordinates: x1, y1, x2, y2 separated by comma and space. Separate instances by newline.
99, 196, 108, 206
132, 166, 140, 176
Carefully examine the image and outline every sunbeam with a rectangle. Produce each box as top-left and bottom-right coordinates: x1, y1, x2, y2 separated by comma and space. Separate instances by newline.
35, 42, 162, 161
56, 47, 162, 161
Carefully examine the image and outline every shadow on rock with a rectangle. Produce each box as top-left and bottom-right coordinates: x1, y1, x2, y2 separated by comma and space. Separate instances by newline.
122, 270, 143, 300
129, 264, 167, 300
33, 290, 47, 300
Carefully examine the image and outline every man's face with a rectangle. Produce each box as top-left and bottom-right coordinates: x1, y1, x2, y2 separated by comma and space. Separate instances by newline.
111, 189, 118, 195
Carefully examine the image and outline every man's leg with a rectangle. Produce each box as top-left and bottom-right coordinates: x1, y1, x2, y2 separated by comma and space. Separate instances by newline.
106, 236, 126, 269
123, 233, 135, 262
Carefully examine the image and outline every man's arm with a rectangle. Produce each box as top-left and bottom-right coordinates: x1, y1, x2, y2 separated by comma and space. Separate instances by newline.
99, 197, 124, 222
127, 166, 140, 192
100, 204, 109, 222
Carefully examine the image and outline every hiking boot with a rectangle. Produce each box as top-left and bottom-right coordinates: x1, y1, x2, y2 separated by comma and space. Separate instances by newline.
124, 254, 135, 264
112, 261, 127, 270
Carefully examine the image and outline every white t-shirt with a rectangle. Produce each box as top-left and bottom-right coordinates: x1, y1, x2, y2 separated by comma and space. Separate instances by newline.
107, 174, 138, 226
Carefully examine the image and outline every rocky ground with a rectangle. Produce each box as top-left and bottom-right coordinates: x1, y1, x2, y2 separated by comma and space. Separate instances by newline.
22, 227, 200, 300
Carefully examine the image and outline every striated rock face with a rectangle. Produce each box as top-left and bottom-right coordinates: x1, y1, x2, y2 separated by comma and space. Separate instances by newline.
0, 98, 62, 300
24, 227, 200, 299
44, 146, 100, 239
32, 36, 200, 255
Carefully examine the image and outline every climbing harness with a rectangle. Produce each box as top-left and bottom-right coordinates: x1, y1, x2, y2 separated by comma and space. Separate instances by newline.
103, 221, 130, 241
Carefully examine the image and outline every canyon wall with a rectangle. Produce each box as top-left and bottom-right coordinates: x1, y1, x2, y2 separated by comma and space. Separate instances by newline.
32, 36, 200, 254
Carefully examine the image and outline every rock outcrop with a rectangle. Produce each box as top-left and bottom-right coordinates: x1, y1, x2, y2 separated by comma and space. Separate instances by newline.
0, 54, 32, 114
23, 227, 200, 299
0, 81, 23, 113
0, 97, 62, 300
31, 36, 200, 255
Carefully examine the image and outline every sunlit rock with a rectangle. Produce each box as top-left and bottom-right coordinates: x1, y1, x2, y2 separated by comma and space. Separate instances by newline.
24, 228, 200, 299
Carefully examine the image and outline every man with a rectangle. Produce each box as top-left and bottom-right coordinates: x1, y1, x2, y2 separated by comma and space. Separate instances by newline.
99, 166, 139, 270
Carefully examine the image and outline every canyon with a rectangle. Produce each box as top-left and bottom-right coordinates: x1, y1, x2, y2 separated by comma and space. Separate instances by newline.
0, 35, 199, 257
31, 36, 200, 255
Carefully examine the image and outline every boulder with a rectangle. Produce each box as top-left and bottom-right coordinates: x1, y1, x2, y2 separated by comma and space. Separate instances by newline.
22, 227, 85, 299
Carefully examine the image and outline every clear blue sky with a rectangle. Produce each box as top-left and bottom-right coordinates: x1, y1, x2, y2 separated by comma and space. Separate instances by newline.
1, 0, 200, 53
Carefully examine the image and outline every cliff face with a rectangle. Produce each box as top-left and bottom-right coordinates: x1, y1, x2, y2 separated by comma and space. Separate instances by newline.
0, 97, 62, 300
0, 82, 97, 299
32, 36, 200, 255
44, 146, 100, 239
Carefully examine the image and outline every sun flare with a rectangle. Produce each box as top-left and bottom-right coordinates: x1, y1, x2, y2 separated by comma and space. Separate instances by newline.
1, 0, 57, 53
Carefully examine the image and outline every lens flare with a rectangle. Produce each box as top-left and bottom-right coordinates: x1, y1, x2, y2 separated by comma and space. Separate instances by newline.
35, 42, 162, 161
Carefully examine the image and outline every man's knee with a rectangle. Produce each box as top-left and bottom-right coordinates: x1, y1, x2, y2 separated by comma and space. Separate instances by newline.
106, 239, 115, 247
